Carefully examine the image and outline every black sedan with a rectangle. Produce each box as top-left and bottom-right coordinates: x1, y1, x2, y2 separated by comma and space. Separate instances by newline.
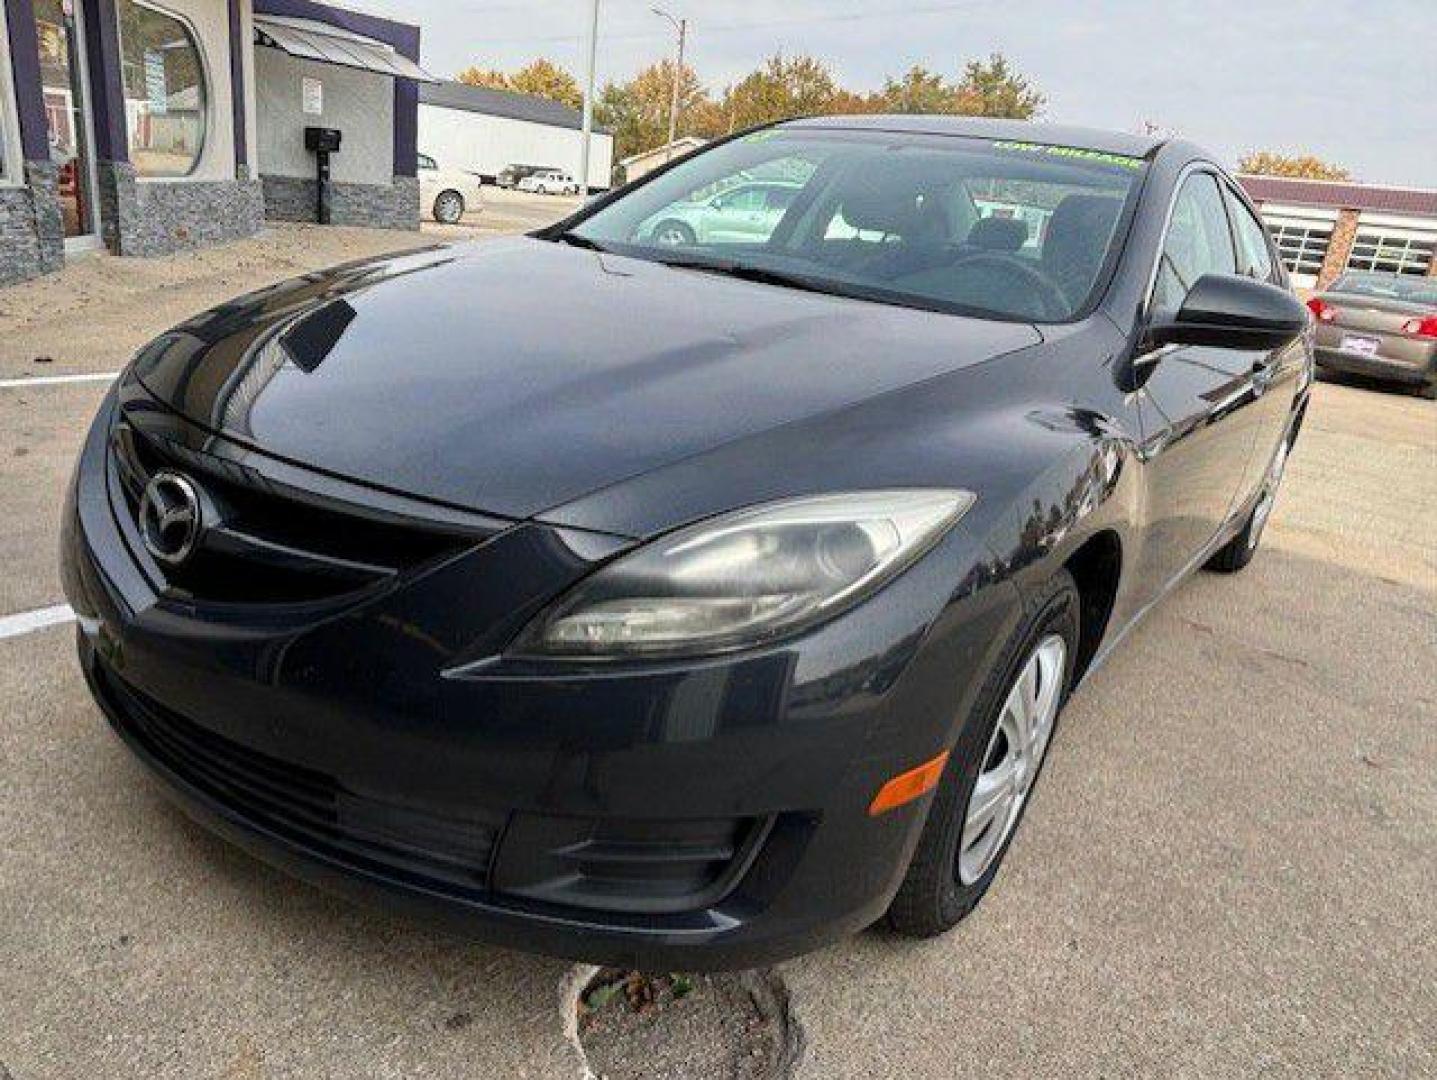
62, 117, 1312, 970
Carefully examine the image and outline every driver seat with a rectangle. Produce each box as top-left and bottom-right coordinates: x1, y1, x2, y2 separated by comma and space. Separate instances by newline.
1041, 195, 1123, 307
832, 177, 952, 277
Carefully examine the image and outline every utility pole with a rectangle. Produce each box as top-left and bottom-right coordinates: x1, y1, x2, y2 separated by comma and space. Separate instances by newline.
653, 8, 686, 161
578, 0, 600, 197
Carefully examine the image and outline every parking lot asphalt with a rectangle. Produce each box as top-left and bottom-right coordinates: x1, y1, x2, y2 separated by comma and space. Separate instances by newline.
0, 227, 1433, 1077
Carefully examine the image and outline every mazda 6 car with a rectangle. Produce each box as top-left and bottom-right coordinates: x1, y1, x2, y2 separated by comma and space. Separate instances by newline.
63, 117, 1312, 970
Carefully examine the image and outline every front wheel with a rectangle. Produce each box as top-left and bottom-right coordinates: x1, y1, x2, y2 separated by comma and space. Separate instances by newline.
651, 219, 696, 247
887, 569, 1079, 938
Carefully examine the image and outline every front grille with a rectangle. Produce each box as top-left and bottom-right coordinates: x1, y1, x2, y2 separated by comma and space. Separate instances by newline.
110, 416, 480, 604
98, 664, 503, 894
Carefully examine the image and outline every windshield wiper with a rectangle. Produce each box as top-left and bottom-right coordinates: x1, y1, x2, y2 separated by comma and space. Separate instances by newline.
551, 231, 610, 253
654, 254, 843, 298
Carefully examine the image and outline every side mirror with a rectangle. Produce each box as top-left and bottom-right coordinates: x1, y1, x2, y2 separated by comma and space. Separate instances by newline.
1149, 273, 1308, 351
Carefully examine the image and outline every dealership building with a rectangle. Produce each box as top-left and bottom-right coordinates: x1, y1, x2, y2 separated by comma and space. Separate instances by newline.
1237, 174, 1437, 291
418, 80, 613, 190
0, 0, 432, 286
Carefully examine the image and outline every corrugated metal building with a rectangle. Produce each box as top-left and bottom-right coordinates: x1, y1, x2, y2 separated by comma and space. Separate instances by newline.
418, 80, 612, 190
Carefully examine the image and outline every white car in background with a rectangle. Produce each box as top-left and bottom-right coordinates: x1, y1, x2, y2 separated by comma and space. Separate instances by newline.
417, 152, 484, 224
519, 169, 580, 196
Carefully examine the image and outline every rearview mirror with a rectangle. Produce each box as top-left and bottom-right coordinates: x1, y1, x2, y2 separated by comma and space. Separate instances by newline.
1149, 273, 1308, 351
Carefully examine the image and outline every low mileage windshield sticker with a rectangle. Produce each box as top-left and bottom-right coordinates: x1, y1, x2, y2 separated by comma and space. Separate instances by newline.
992, 140, 1144, 169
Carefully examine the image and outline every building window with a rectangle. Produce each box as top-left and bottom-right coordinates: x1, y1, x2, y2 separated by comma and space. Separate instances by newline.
117, 0, 207, 176
1265, 220, 1332, 281
1345, 230, 1435, 277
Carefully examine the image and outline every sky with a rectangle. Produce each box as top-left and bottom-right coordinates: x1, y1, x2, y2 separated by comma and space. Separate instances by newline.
355, 0, 1433, 186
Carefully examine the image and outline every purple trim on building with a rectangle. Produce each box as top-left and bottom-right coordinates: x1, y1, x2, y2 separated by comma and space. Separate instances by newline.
253, 0, 421, 177
4, 0, 50, 160
392, 78, 416, 177
228, 0, 246, 167
1238, 175, 1437, 218
79, 0, 127, 163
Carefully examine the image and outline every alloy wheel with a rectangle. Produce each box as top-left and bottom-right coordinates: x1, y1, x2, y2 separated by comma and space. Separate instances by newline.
434, 192, 463, 224
654, 224, 692, 246
958, 634, 1067, 885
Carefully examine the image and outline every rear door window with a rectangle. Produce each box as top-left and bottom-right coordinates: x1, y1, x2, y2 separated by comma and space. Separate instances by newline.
1223, 187, 1277, 282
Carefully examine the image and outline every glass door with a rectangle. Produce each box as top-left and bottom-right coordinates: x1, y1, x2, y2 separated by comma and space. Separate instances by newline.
34, 0, 101, 247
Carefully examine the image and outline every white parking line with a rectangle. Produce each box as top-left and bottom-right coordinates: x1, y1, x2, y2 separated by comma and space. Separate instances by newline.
0, 604, 76, 641
0, 372, 119, 389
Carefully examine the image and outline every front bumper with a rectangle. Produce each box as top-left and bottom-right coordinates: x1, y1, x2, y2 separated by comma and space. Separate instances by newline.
63, 385, 1021, 969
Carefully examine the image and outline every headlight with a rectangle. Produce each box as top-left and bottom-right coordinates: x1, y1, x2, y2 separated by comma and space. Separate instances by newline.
513, 489, 975, 659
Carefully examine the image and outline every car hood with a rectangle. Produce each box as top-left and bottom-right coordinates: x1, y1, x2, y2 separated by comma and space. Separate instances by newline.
132, 238, 1040, 522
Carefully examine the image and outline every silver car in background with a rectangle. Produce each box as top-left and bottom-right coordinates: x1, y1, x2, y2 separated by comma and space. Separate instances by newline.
639, 180, 802, 246
1307, 272, 1437, 398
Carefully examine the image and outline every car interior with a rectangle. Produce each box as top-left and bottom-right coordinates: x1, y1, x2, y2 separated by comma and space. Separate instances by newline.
620, 151, 1131, 321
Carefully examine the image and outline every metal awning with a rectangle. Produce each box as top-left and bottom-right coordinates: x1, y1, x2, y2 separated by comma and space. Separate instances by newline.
254, 14, 438, 82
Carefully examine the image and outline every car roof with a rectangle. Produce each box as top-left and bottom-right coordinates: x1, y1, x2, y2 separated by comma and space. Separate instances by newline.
780, 115, 1163, 160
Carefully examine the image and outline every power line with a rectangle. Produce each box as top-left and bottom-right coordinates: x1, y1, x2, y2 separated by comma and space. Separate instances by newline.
469, 1, 985, 47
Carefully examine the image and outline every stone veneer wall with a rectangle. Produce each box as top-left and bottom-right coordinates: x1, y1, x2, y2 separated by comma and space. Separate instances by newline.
0, 161, 64, 287
261, 174, 419, 231
98, 162, 265, 258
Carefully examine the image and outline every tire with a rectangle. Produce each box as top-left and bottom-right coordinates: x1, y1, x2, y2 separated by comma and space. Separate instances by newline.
432, 190, 464, 225
1205, 430, 1293, 574
887, 569, 1079, 938
652, 219, 696, 247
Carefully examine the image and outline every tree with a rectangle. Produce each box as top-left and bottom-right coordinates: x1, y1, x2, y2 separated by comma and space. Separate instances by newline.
827, 88, 885, 116
456, 59, 582, 111
455, 67, 510, 90
951, 53, 1044, 119
719, 54, 839, 131
597, 60, 710, 161
507, 59, 582, 110
1237, 151, 1350, 181
879, 66, 955, 114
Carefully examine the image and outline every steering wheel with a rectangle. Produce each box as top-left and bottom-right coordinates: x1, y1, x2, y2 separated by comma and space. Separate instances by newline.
941, 252, 1070, 320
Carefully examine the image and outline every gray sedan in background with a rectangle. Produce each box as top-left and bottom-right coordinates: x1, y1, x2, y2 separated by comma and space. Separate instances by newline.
1307, 272, 1437, 398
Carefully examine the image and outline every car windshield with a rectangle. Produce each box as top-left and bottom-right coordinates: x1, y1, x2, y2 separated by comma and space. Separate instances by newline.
1331, 272, 1437, 306
561, 127, 1147, 322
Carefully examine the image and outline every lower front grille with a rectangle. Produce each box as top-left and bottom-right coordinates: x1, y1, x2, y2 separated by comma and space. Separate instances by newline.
96, 662, 503, 894
95, 659, 769, 917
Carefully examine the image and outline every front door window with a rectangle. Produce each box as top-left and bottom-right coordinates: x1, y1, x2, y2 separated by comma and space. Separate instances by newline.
34, 0, 97, 240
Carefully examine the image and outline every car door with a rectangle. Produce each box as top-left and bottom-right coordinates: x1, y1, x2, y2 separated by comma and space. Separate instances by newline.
417, 154, 438, 203
1133, 169, 1267, 600
704, 185, 768, 243
1221, 181, 1304, 494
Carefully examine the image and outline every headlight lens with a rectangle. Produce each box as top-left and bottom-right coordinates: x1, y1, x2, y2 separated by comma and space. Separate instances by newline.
514, 489, 975, 658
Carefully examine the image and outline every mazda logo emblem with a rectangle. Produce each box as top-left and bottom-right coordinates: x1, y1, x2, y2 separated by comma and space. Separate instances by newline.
138, 471, 203, 566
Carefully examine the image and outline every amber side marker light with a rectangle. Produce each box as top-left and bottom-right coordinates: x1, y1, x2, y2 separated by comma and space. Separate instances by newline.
868, 750, 951, 816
